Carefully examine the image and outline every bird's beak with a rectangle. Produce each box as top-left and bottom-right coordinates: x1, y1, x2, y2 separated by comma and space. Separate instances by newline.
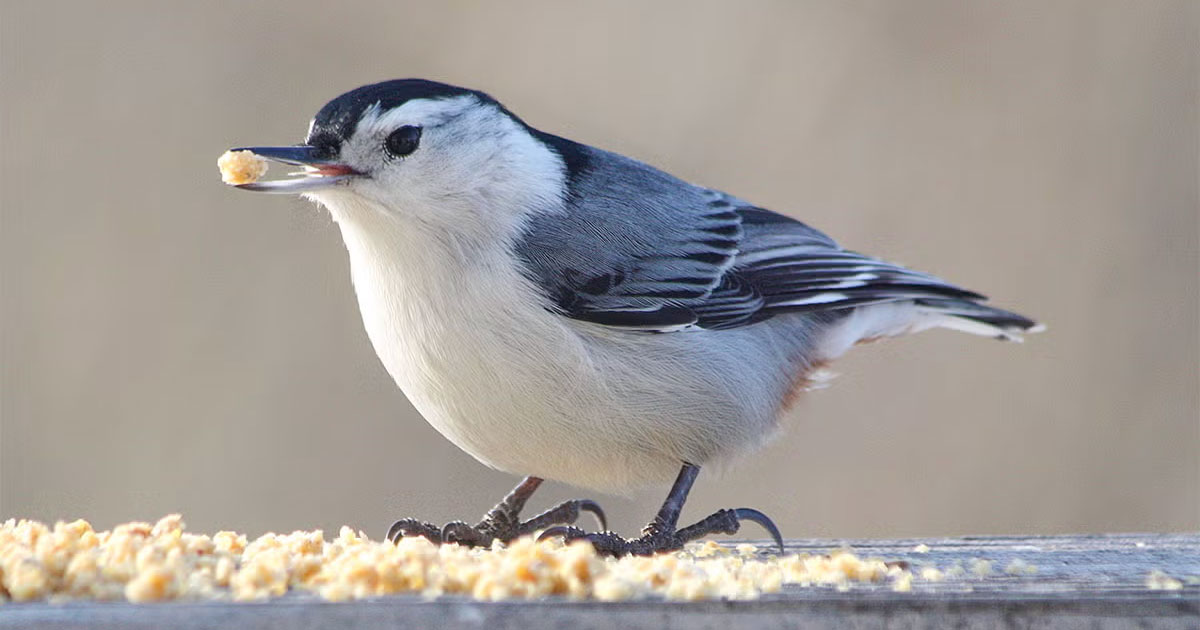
229, 145, 361, 193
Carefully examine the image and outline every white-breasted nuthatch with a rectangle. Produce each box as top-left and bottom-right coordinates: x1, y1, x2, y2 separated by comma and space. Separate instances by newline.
229, 79, 1041, 555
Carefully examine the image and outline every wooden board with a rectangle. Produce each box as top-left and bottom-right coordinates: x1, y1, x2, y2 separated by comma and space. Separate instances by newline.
2, 533, 1196, 629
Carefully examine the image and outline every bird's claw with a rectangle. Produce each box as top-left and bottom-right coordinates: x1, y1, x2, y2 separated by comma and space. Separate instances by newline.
519, 499, 607, 535
577, 500, 609, 531
730, 508, 785, 553
386, 497, 607, 547
538, 507, 785, 557
386, 518, 442, 544
536, 525, 587, 543
441, 520, 486, 546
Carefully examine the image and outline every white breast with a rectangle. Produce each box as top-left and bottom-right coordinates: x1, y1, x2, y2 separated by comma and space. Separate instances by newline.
322, 197, 661, 490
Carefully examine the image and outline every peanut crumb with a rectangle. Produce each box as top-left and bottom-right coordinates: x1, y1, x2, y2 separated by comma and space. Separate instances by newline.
969, 558, 993, 578
1145, 570, 1183, 591
735, 543, 758, 557
1004, 559, 1037, 576
217, 150, 268, 185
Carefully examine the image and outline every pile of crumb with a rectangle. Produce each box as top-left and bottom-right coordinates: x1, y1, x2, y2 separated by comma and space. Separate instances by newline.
0, 515, 914, 604
217, 150, 269, 185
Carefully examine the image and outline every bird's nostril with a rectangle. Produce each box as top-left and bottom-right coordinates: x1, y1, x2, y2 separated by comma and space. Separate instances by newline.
305, 136, 341, 159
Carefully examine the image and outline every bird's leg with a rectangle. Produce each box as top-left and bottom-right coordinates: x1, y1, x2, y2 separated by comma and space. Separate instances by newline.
386, 476, 607, 547
539, 463, 784, 557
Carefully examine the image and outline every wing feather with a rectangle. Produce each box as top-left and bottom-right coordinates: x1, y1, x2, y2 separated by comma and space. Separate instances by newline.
513, 144, 999, 332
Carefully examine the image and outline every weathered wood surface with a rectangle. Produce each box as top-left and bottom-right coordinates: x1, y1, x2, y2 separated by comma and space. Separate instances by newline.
2, 533, 1196, 629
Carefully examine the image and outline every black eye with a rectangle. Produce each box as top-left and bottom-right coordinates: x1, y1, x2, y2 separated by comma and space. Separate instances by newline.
384, 125, 422, 158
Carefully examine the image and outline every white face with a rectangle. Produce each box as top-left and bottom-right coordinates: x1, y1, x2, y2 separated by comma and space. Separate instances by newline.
306, 96, 567, 240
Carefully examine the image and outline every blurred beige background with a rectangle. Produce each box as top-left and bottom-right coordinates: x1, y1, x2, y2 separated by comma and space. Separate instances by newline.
2, 1, 1196, 541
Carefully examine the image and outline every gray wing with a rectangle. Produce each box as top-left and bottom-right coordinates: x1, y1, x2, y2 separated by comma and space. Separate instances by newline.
514, 146, 988, 332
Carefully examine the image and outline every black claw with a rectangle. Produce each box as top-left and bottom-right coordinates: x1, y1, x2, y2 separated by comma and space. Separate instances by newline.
387, 518, 441, 544
732, 508, 785, 554
517, 498, 609, 536
577, 500, 608, 531
386, 481, 609, 548
440, 521, 481, 546
532, 464, 784, 558
536, 525, 582, 543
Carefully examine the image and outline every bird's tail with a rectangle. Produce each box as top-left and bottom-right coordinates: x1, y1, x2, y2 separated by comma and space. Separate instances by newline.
914, 297, 1044, 342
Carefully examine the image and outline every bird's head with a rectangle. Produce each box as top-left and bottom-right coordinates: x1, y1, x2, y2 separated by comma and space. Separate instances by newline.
232, 79, 578, 239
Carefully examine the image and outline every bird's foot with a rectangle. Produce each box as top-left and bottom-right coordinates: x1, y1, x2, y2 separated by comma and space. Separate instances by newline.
539, 507, 784, 557
386, 497, 607, 547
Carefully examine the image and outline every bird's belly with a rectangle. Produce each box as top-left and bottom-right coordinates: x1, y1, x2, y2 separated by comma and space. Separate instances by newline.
347, 256, 690, 490
368, 309, 690, 491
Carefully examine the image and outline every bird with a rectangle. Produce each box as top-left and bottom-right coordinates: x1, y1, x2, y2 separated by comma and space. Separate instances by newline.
227, 78, 1041, 556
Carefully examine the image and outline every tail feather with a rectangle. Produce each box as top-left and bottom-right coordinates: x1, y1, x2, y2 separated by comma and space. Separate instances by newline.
914, 297, 1044, 342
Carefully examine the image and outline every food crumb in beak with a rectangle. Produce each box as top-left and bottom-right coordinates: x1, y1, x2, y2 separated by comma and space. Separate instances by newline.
218, 150, 269, 185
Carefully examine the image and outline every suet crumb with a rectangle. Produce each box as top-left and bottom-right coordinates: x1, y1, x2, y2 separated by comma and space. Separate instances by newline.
1145, 570, 1183, 591
1004, 558, 1037, 576
0, 515, 916, 603
920, 567, 944, 582
217, 150, 269, 185
969, 558, 993, 578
